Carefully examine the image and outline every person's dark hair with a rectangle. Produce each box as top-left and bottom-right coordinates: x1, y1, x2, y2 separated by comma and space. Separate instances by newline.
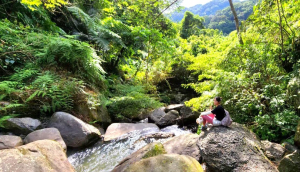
215, 96, 222, 102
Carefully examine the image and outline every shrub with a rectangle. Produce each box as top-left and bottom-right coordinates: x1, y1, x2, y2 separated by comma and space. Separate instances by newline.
107, 84, 162, 120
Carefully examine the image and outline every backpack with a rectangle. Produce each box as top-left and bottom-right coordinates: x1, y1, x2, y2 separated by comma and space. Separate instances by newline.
221, 109, 233, 127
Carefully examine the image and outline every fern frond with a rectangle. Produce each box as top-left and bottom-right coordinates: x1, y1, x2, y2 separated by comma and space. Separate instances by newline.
0, 103, 24, 112
26, 90, 41, 102
67, 6, 96, 29
67, 6, 126, 50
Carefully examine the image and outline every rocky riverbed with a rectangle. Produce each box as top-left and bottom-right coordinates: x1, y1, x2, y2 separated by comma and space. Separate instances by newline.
1, 105, 300, 172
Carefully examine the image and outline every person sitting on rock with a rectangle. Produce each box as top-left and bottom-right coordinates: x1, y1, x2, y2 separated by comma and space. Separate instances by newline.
196, 96, 225, 131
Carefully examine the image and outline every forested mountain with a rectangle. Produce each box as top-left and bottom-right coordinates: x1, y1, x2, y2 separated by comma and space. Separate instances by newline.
204, 0, 257, 34
1, 0, 300, 162
168, 0, 241, 22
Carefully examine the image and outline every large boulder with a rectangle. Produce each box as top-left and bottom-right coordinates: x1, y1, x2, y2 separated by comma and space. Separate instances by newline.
76, 103, 111, 128
178, 105, 200, 125
112, 142, 166, 172
47, 112, 101, 148
163, 133, 200, 161
294, 120, 300, 148
0, 135, 23, 150
262, 140, 286, 162
24, 128, 66, 151
197, 123, 278, 172
104, 123, 159, 141
148, 107, 165, 122
2, 117, 41, 135
148, 107, 179, 127
123, 154, 203, 172
0, 140, 74, 172
278, 151, 300, 172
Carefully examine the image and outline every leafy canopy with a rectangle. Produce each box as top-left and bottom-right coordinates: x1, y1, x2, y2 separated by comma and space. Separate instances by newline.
21, 0, 67, 10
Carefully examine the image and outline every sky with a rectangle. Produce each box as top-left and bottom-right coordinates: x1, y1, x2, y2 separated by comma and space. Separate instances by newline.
180, 0, 213, 8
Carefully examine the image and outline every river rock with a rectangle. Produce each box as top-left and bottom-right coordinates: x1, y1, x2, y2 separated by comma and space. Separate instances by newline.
104, 123, 159, 141
178, 105, 200, 125
0, 140, 74, 172
148, 108, 179, 127
76, 103, 111, 128
134, 132, 175, 144
148, 107, 166, 122
47, 112, 101, 148
283, 142, 299, 154
197, 123, 278, 172
0, 135, 23, 150
165, 104, 184, 113
294, 120, 300, 148
2, 117, 41, 135
112, 142, 166, 172
98, 127, 105, 135
123, 154, 203, 172
163, 133, 200, 161
262, 140, 286, 162
278, 151, 300, 172
24, 128, 66, 151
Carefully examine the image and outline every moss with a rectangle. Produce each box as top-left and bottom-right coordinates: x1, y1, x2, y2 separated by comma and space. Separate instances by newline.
18, 148, 30, 155
126, 154, 203, 172
142, 144, 166, 159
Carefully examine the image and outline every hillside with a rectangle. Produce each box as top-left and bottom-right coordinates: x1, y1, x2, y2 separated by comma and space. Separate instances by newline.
169, 0, 241, 22
204, 0, 257, 34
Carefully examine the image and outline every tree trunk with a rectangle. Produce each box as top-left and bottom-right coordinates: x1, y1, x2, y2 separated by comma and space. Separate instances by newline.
276, 0, 284, 52
228, 0, 243, 45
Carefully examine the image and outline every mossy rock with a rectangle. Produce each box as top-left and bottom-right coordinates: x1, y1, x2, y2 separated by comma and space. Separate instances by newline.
75, 102, 111, 128
0, 140, 74, 172
124, 154, 203, 172
112, 142, 166, 172
197, 123, 277, 171
278, 151, 300, 172
142, 143, 166, 159
294, 120, 300, 148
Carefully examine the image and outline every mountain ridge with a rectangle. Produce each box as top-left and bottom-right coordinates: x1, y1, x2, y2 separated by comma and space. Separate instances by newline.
169, 0, 241, 22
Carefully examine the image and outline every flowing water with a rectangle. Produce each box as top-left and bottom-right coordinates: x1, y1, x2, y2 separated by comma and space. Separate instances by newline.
67, 125, 192, 172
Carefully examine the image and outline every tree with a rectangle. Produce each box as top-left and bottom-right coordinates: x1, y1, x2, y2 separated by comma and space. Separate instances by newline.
180, 11, 204, 39
228, 0, 243, 44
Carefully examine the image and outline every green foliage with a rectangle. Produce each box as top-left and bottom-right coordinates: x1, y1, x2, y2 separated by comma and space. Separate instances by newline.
20, 0, 67, 10
0, 63, 86, 116
36, 36, 105, 85
107, 84, 162, 120
67, 6, 126, 51
204, 0, 257, 34
0, 115, 16, 128
182, 0, 300, 143
253, 110, 299, 142
169, 0, 256, 34
169, 0, 240, 22
1, 0, 298, 146
0, 1, 63, 32
180, 11, 204, 39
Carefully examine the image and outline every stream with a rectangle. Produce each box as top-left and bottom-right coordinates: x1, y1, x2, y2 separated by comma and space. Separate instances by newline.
67, 125, 192, 172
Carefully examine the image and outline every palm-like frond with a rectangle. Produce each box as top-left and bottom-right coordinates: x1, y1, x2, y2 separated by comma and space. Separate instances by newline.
67, 6, 126, 51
